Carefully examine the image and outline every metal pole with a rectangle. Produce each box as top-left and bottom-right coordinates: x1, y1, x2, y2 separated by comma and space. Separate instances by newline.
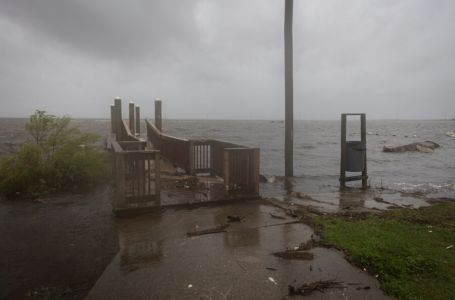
284, 0, 294, 177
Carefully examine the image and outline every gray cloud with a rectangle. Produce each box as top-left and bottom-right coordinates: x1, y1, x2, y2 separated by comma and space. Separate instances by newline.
0, 0, 454, 119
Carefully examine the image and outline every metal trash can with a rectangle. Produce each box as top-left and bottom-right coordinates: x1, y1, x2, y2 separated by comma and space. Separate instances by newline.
345, 141, 366, 172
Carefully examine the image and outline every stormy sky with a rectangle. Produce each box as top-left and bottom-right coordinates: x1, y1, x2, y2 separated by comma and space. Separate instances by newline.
0, 0, 454, 120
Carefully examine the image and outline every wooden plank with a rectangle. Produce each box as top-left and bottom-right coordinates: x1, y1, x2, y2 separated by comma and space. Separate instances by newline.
155, 152, 161, 204
223, 150, 230, 190
116, 153, 126, 208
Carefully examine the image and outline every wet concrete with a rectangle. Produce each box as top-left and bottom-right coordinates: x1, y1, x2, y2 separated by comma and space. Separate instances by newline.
0, 187, 119, 300
261, 177, 431, 214
87, 202, 390, 299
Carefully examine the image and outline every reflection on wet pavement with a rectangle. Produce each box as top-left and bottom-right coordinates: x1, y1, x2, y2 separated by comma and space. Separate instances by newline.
87, 202, 391, 299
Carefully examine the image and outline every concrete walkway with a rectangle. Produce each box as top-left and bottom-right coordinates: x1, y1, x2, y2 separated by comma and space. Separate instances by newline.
87, 201, 390, 299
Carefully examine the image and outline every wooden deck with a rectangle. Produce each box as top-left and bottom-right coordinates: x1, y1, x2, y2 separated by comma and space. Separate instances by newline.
108, 98, 260, 214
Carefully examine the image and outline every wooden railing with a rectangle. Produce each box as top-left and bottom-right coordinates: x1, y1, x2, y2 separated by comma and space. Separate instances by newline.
111, 140, 160, 210
118, 120, 141, 142
110, 99, 160, 212
160, 134, 190, 171
146, 120, 260, 196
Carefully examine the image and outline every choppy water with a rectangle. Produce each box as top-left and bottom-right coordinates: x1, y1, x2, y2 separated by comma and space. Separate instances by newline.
1, 118, 454, 200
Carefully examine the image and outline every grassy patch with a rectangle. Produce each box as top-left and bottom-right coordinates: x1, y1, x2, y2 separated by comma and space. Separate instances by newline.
315, 203, 455, 299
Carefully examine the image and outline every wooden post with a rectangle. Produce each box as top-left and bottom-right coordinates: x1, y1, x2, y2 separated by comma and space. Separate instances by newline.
189, 140, 194, 175
340, 114, 347, 189
252, 148, 260, 195
155, 98, 162, 131
116, 153, 126, 209
135, 106, 141, 135
110, 105, 115, 134
114, 98, 122, 140
223, 150, 230, 192
361, 113, 367, 189
129, 101, 135, 135
155, 152, 161, 205
284, 0, 294, 177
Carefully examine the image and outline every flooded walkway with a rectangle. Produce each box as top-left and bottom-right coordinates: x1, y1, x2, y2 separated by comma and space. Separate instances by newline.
87, 201, 390, 299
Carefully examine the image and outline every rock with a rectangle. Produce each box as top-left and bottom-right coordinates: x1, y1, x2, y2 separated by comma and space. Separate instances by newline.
383, 141, 440, 153
446, 131, 455, 138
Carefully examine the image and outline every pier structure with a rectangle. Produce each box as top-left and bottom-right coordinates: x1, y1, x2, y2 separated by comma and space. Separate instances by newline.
108, 98, 260, 214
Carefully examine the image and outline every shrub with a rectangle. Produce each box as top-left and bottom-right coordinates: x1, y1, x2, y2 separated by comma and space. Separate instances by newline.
0, 111, 111, 199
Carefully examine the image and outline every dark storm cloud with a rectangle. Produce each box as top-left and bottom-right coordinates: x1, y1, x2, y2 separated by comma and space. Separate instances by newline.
0, 0, 199, 61
0, 0, 454, 119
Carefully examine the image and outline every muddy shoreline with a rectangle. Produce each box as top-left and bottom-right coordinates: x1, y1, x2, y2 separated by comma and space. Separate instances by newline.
0, 187, 119, 300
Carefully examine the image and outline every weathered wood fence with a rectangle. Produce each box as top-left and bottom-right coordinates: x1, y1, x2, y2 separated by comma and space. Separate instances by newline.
146, 120, 260, 195
109, 97, 260, 213
110, 98, 160, 212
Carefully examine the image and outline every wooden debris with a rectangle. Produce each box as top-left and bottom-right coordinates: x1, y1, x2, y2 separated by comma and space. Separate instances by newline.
288, 280, 344, 296
226, 215, 242, 223
273, 249, 314, 260
269, 213, 286, 219
187, 224, 230, 237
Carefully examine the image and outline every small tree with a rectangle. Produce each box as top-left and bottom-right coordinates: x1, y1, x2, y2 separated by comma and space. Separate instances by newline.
0, 111, 110, 199
25, 110, 55, 146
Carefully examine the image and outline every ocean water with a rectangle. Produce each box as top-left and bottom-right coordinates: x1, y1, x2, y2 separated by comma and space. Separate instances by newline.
1, 118, 454, 201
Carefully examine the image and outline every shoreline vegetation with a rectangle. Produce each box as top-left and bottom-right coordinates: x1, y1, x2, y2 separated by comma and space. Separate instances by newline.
313, 203, 455, 299
0, 110, 110, 200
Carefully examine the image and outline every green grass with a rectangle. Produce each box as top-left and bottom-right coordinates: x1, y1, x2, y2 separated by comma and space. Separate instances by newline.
315, 203, 455, 299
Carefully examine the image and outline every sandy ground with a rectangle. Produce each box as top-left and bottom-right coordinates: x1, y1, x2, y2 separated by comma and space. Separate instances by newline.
0, 187, 119, 300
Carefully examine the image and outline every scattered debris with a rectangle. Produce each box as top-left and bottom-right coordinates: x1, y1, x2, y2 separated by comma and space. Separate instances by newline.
446, 245, 453, 249
269, 213, 286, 219
446, 131, 455, 138
288, 280, 344, 296
188, 284, 193, 288
297, 239, 319, 251
187, 224, 230, 237
266, 267, 277, 271
226, 215, 242, 223
287, 191, 312, 200
268, 277, 278, 285
273, 249, 314, 260
285, 209, 298, 218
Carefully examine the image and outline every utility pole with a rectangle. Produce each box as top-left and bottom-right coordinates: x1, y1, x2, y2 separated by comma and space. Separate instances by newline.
284, 0, 294, 177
